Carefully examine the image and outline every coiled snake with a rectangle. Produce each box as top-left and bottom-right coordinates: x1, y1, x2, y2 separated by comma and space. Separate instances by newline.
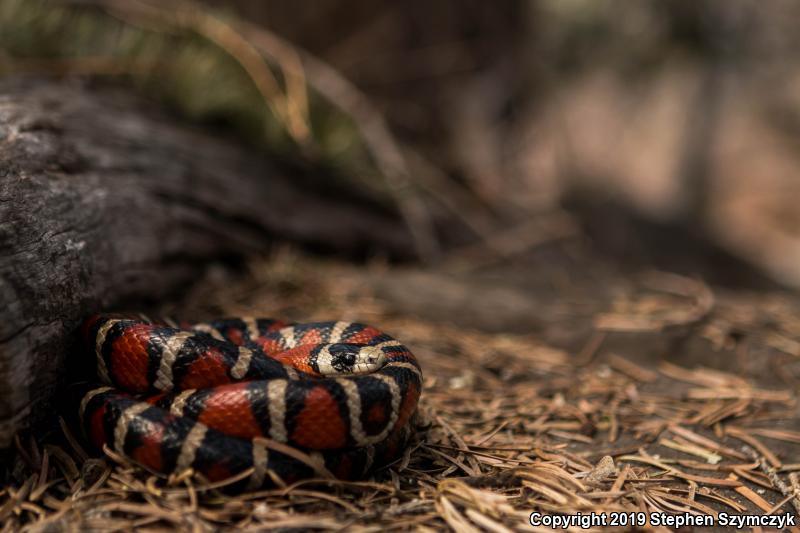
77, 315, 422, 489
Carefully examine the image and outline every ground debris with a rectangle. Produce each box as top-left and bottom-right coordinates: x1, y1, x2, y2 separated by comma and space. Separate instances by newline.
5, 255, 799, 531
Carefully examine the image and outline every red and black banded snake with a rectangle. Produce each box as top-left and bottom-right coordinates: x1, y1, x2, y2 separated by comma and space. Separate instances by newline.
77, 315, 422, 489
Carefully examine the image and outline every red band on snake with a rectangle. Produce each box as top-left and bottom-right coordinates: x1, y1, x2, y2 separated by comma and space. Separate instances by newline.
77, 315, 422, 489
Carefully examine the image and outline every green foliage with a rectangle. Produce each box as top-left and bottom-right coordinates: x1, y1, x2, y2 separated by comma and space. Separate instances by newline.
0, 0, 378, 190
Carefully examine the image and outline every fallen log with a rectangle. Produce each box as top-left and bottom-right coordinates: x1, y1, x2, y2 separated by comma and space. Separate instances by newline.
0, 76, 413, 448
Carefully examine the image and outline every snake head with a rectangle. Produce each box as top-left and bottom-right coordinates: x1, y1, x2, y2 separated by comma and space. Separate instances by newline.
317, 344, 386, 375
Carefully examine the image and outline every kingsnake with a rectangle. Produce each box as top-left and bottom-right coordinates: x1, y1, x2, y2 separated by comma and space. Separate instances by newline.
77, 315, 422, 489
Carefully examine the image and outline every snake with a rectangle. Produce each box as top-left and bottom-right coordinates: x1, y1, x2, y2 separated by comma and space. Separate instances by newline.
77, 315, 422, 489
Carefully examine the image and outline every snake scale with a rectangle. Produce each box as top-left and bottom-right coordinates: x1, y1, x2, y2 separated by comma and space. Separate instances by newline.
77, 315, 422, 489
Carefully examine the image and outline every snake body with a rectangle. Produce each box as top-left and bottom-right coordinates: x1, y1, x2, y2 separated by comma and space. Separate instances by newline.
78, 315, 422, 489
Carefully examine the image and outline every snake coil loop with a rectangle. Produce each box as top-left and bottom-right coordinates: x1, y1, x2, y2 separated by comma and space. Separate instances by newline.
78, 315, 422, 489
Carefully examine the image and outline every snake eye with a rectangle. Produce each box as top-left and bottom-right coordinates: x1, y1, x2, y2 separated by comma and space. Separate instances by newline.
327, 344, 358, 372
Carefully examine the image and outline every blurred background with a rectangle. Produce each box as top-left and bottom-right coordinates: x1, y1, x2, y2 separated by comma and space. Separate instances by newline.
3, 0, 800, 288
5, 3, 800, 526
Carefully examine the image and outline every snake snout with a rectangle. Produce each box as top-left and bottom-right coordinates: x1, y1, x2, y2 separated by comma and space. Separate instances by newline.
353, 346, 387, 373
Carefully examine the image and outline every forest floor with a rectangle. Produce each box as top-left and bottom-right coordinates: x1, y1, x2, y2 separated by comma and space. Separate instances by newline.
4, 245, 800, 532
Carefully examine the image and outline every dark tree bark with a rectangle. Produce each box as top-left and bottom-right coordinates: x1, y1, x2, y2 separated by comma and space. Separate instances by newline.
0, 76, 413, 448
